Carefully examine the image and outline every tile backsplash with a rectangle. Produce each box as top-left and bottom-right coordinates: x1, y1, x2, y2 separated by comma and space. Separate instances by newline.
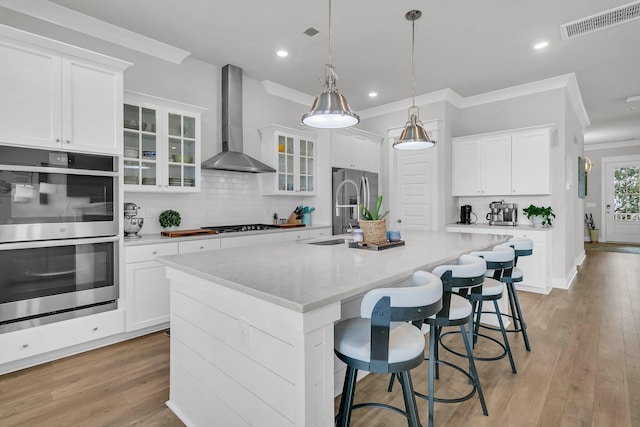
124, 169, 310, 235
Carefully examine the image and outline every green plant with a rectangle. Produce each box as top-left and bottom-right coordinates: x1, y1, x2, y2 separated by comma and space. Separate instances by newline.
522, 204, 555, 226
159, 209, 181, 228
360, 195, 389, 221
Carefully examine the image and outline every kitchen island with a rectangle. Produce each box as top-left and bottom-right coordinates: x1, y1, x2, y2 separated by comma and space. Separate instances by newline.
157, 230, 509, 427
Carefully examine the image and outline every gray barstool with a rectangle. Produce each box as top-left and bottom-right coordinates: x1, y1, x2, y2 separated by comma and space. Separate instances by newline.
412, 255, 489, 423
335, 272, 443, 427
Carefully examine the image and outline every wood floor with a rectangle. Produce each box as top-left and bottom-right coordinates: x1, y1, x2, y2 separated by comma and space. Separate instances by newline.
1, 250, 638, 427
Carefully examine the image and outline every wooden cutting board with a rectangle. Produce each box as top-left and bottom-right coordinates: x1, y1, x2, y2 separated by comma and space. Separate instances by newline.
161, 229, 217, 237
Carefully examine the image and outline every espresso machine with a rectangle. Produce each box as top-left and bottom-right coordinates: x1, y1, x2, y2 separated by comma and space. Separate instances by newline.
124, 202, 144, 238
486, 200, 518, 226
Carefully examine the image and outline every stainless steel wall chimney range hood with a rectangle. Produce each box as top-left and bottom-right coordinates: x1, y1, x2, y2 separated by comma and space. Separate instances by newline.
201, 64, 275, 173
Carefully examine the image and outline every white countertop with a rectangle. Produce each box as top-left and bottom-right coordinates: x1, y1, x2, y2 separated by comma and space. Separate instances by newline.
157, 230, 510, 313
123, 224, 331, 246
446, 222, 551, 231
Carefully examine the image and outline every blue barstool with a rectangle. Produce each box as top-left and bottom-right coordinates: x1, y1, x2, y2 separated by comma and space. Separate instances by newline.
334, 272, 443, 427
413, 255, 489, 422
465, 245, 517, 374
505, 237, 533, 351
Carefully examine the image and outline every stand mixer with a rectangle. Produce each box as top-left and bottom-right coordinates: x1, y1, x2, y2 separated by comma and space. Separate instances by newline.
124, 202, 144, 238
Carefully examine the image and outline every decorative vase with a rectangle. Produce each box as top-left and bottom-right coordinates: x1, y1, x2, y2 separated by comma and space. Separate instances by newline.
358, 220, 387, 245
531, 215, 544, 228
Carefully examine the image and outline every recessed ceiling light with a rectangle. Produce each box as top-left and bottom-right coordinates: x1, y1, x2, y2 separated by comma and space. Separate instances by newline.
368, 92, 378, 98
534, 41, 549, 50
627, 95, 640, 103
276, 50, 288, 57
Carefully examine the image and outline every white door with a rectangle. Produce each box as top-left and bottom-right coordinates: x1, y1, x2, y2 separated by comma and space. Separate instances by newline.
603, 155, 640, 243
390, 124, 439, 232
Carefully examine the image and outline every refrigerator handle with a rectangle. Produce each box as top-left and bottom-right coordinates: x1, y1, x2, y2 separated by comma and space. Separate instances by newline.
360, 176, 367, 212
365, 176, 371, 212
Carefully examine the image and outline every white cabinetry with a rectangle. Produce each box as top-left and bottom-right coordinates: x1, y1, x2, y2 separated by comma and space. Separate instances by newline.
452, 125, 553, 197
331, 130, 381, 172
452, 134, 511, 196
511, 127, 552, 195
0, 28, 130, 154
0, 309, 123, 365
123, 92, 205, 192
125, 242, 179, 331
260, 125, 317, 195
445, 225, 551, 294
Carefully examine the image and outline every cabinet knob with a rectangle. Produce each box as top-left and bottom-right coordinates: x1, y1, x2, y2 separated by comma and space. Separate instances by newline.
200, 246, 204, 249
93, 327, 98, 331
65, 139, 71, 144
55, 138, 60, 143
22, 344, 29, 348
152, 251, 157, 255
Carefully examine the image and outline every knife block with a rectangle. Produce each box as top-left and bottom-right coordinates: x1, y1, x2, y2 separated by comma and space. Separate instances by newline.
287, 213, 302, 224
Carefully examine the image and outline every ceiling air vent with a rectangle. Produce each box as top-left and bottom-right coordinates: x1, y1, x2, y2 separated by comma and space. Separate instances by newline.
303, 27, 320, 37
561, 1, 640, 40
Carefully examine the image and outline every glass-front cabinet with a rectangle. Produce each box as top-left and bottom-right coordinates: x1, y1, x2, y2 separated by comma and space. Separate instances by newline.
260, 125, 316, 195
123, 91, 205, 192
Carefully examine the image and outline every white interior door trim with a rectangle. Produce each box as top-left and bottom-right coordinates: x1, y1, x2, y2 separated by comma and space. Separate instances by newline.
387, 120, 439, 231
600, 154, 640, 242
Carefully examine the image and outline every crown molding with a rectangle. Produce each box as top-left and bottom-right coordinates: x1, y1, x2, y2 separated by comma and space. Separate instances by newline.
584, 139, 640, 151
265, 72, 590, 128
261, 80, 315, 107
0, 0, 191, 64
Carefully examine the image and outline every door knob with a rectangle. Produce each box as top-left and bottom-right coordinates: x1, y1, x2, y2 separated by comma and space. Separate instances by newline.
397, 219, 402, 223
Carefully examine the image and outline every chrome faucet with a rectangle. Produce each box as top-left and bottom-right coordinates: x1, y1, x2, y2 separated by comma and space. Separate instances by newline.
335, 179, 361, 221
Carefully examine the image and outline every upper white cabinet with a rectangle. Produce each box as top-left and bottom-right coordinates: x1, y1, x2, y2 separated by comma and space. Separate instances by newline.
511, 127, 552, 195
452, 134, 511, 196
0, 27, 130, 155
452, 125, 554, 197
260, 125, 317, 195
331, 130, 381, 173
123, 92, 205, 193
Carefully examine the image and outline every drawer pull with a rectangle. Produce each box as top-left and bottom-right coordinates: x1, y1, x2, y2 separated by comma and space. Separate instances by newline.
200, 246, 204, 249
93, 327, 98, 331
152, 251, 157, 255
22, 344, 29, 348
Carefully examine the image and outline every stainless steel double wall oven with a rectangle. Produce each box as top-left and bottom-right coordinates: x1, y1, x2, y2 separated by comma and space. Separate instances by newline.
0, 146, 119, 333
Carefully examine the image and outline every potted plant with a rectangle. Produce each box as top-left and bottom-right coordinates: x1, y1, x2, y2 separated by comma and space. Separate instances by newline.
159, 209, 181, 229
359, 195, 390, 244
522, 204, 555, 227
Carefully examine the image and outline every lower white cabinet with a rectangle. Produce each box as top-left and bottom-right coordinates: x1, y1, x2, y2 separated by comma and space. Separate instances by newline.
125, 242, 178, 332
220, 232, 284, 248
0, 309, 124, 365
445, 225, 552, 294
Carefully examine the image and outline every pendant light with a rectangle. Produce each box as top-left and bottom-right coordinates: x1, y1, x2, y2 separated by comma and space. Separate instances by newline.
301, 0, 359, 129
393, 10, 436, 150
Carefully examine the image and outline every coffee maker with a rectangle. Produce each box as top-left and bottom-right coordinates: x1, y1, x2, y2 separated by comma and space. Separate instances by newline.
124, 202, 144, 238
486, 200, 518, 226
458, 205, 473, 224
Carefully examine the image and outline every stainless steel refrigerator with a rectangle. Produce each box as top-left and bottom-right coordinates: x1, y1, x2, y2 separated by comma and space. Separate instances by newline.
332, 167, 378, 235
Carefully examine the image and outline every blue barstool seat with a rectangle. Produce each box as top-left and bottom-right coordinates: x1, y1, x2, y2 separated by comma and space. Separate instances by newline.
335, 272, 443, 427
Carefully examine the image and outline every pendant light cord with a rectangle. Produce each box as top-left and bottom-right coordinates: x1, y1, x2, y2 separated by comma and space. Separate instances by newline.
328, 0, 333, 67
411, 15, 416, 109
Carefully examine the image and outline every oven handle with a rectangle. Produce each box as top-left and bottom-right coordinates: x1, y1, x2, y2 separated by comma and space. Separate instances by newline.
0, 164, 118, 177
0, 235, 119, 251
25, 267, 76, 277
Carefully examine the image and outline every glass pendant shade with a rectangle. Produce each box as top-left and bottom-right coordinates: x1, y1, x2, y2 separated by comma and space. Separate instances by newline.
302, 87, 359, 128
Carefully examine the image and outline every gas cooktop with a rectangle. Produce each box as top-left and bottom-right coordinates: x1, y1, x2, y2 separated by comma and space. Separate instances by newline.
201, 224, 280, 233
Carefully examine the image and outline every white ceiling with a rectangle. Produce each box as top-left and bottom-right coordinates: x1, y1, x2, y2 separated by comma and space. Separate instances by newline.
11, 0, 640, 144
